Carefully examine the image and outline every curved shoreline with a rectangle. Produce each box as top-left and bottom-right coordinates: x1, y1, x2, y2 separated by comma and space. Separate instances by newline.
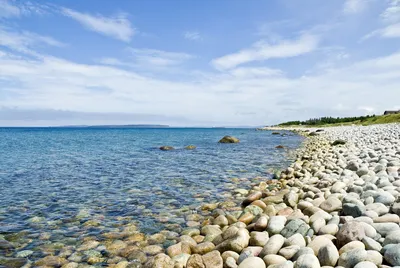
0, 130, 301, 268
5, 124, 400, 267
145, 124, 400, 267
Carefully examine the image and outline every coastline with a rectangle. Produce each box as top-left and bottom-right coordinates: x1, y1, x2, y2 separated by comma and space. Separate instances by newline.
0, 129, 300, 268
4, 124, 400, 267
145, 123, 400, 267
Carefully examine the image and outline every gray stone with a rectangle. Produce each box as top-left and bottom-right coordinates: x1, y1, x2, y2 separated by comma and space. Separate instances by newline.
383, 230, 400, 246
294, 254, 320, 268
384, 244, 400, 266
318, 242, 339, 266
281, 219, 309, 238
374, 192, 395, 205
338, 248, 368, 268
292, 247, 314, 261
342, 203, 365, 217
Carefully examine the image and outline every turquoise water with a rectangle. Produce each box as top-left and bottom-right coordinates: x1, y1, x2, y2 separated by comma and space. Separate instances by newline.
0, 127, 302, 260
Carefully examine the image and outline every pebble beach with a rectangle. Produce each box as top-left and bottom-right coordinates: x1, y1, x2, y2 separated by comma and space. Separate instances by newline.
146, 124, 400, 268
3, 124, 400, 268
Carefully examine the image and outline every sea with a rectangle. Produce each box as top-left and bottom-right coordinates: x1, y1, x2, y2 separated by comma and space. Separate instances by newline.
0, 127, 303, 261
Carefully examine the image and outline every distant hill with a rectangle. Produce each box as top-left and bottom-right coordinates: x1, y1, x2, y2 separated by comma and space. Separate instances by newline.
277, 113, 400, 127
62, 124, 170, 128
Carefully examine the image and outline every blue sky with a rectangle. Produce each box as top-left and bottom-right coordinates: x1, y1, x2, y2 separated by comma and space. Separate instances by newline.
0, 0, 400, 126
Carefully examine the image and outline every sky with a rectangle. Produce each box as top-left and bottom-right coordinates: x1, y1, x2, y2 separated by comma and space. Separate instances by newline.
0, 0, 400, 127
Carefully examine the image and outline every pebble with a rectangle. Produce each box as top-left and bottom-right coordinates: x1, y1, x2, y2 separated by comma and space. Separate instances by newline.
384, 243, 400, 266
259, 234, 285, 257
267, 216, 287, 235
294, 254, 320, 268
338, 248, 368, 268
238, 256, 265, 268
318, 242, 339, 266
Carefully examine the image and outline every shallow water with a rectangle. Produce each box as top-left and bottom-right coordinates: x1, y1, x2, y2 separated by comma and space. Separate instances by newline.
0, 127, 302, 259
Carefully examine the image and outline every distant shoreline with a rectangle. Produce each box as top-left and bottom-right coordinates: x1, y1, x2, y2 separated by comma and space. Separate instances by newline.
0, 125, 261, 129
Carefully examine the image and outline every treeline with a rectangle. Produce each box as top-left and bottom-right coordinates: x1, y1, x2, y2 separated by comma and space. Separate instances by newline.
279, 115, 377, 126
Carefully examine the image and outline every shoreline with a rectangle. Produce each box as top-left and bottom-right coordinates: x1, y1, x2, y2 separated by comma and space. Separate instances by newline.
145, 124, 400, 267
0, 129, 300, 268
4, 124, 400, 267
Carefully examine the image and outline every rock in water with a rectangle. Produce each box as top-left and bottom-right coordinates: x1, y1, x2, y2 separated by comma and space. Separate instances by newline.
218, 136, 240, 143
185, 145, 196, 150
160, 146, 174, 151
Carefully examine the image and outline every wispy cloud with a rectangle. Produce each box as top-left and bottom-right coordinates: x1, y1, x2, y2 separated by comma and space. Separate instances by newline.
343, 0, 368, 14
0, 0, 20, 17
61, 8, 135, 42
211, 34, 319, 70
363, 0, 400, 40
371, 23, 400, 38
0, 0, 50, 18
127, 48, 194, 66
184, 31, 202, 41
0, 26, 65, 57
229, 67, 283, 78
381, 0, 400, 23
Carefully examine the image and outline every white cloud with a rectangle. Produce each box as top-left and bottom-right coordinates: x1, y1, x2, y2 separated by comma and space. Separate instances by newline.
0, 26, 65, 57
362, 23, 400, 39
229, 67, 283, 78
61, 8, 135, 42
343, 0, 368, 14
184, 31, 202, 41
362, 1, 400, 40
0, 0, 20, 17
2, 38, 400, 126
98, 57, 126, 66
381, 0, 400, 23
381, 23, 400, 37
0, 0, 50, 18
211, 34, 319, 70
127, 48, 194, 66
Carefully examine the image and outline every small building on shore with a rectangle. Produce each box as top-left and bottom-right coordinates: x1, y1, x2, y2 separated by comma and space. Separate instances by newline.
384, 110, 400, 115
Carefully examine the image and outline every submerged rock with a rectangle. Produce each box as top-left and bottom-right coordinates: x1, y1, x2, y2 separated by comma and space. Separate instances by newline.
160, 146, 174, 151
219, 136, 240, 143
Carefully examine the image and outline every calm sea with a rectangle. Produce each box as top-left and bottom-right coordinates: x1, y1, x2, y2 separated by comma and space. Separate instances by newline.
0, 127, 303, 259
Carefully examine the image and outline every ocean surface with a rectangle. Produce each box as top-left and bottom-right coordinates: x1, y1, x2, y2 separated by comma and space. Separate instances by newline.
0, 127, 303, 260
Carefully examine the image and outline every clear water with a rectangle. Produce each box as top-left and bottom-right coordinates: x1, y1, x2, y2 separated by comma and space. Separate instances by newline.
0, 127, 302, 259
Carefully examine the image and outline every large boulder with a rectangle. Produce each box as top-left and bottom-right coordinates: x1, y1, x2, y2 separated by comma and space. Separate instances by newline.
218, 136, 240, 143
